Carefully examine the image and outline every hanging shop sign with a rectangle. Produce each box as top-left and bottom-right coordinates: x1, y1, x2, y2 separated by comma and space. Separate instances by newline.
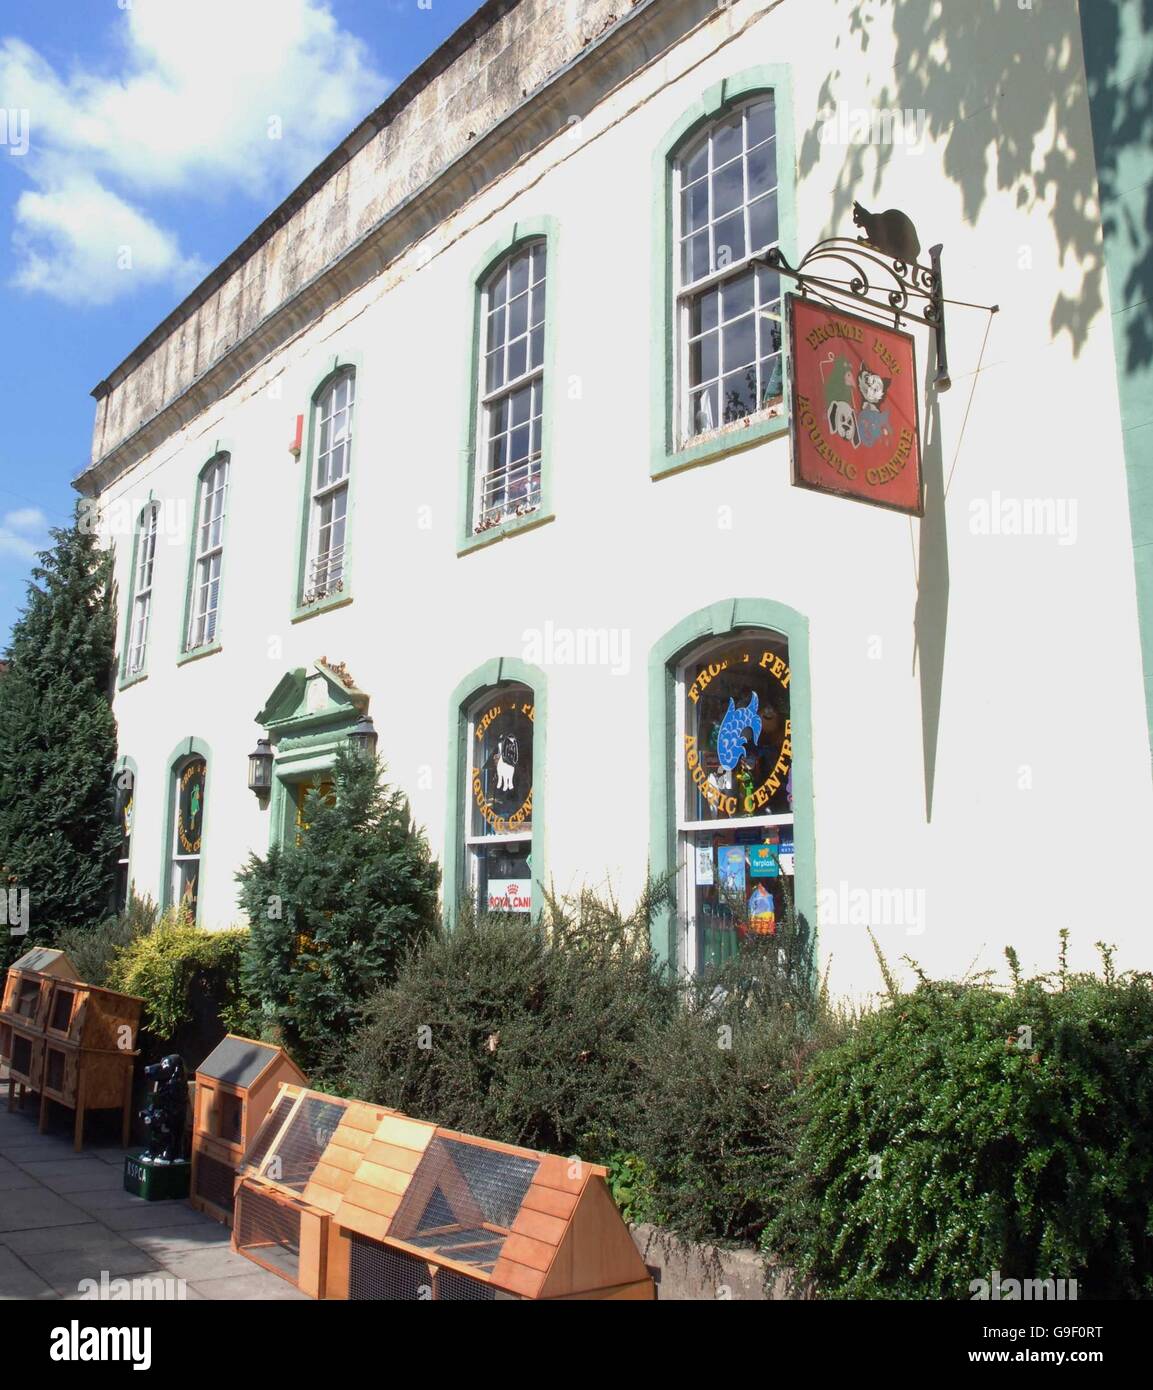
787, 295, 923, 515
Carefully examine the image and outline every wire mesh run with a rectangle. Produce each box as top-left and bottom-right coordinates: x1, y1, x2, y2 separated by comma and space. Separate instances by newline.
195, 1151, 237, 1215
254, 1094, 348, 1191
242, 1092, 295, 1173
389, 1137, 539, 1274
234, 1183, 302, 1283
348, 1235, 501, 1301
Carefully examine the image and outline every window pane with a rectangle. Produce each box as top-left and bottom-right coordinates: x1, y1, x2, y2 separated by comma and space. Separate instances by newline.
748, 194, 778, 252
711, 158, 744, 219
531, 243, 546, 283
682, 231, 710, 284
682, 136, 708, 185
486, 306, 505, 351
746, 97, 775, 149
760, 353, 784, 404
682, 180, 709, 233
722, 368, 757, 421
713, 212, 745, 267
722, 314, 756, 373
747, 139, 776, 199
721, 269, 755, 322
691, 383, 717, 434
486, 349, 503, 393
507, 336, 527, 380
468, 684, 535, 839
509, 250, 530, 297
689, 331, 718, 388
712, 115, 742, 167
508, 292, 528, 341
529, 325, 544, 370
691, 286, 719, 336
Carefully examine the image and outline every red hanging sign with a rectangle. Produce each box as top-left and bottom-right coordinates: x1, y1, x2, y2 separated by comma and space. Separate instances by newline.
787, 295, 923, 515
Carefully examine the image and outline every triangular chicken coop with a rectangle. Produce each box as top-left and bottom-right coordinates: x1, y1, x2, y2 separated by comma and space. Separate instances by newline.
231, 1085, 653, 1300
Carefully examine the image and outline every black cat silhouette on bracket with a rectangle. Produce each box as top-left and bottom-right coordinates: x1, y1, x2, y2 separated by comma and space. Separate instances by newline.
852, 201, 921, 265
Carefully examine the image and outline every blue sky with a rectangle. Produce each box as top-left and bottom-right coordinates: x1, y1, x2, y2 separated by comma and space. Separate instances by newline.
0, 0, 478, 647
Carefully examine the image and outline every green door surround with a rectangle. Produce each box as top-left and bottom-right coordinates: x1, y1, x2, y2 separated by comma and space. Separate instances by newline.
443, 657, 549, 926
647, 598, 817, 971
256, 662, 370, 848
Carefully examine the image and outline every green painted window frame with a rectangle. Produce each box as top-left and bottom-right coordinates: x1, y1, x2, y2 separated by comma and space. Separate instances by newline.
118, 496, 158, 690
290, 355, 362, 623
651, 66, 797, 480
160, 736, 212, 924
647, 598, 816, 972
177, 445, 232, 665
457, 217, 559, 556
443, 658, 548, 924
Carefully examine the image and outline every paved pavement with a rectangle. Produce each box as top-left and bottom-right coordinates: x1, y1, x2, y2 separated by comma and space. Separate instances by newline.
0, 1091, 307, 1301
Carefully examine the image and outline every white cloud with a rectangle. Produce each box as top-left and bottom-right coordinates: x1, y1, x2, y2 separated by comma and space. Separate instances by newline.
0, 0, 387, 305
0, 508, 48, 560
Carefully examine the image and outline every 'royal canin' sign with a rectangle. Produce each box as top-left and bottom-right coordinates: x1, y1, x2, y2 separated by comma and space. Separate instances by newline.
787, 295, 923, 515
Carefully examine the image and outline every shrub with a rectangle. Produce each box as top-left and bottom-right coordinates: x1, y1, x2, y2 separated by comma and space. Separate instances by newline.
55, 893, 158, 987
107, 909, 252, 1068
626, 904, 846, 1246
236, 748, 440, 1079
340, 883, 678, 1157
770, 938, 1153, 1299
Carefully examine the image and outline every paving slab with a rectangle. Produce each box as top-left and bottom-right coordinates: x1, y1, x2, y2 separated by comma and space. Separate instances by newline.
76, 1202, 207, 1233
0, 1189, 89, 1234
20, 1240, 163, 1298
127, 1223, 233, 1258
0, 1245, 56, 1300
190, 1270, 310, 1300
2, 1222, 116, 1256
150, 1245, 259, 1282
38, 1166, 128, 1195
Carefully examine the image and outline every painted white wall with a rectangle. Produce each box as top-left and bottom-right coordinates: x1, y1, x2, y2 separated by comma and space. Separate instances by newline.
93, 0, 1153, 1002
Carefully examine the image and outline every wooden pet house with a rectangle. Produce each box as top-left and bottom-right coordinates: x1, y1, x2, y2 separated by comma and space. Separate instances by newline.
231, 1084, 395, 1298
38, 979, 142, 1150
191, 1035, 306, 1225
1, 948, 79, 1114
331, 1116, 654, 1301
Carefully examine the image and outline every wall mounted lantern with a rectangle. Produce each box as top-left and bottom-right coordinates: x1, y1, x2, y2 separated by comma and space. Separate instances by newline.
347, 715, 378, 760
247, 739, 274, 796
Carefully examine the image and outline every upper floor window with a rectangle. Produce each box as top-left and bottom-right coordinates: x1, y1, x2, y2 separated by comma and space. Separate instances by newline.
187, 454, 230, 650
474, 241, 546, 534
464, 683, 535, 915
305, 369, 354, 604
126, 503, 159, 676
676, 629, 794, 971
674, 95, 783, 442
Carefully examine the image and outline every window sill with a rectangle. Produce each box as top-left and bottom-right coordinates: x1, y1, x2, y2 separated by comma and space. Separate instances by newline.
117, 670, 148, 692
458, 509, 555, 556
652, 405, 788, 480
291, 591, 353, 623
177, 640, 222, 667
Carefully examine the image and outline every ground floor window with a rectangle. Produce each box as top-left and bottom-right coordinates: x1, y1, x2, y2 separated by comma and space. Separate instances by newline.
464, 683, 535, 916
113, 766, 134, 912
676, 629, 794, 970
172, 755, 206, 920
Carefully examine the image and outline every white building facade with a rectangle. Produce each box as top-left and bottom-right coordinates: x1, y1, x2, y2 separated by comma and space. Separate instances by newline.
77, 0, 1153, 1000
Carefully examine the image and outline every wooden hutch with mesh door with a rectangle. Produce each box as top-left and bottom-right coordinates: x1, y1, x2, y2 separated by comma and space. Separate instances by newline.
1, 948, 79, 1114
190, 1035, 306, 1225
231, 1084, 396, 1298
231, 1083, 654, 1301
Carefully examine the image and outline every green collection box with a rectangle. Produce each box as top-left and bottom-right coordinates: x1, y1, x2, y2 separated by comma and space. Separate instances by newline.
123, 1153, 191, 1201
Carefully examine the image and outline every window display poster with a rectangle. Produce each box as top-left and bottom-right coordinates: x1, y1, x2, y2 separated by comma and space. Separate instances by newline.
749, 843, 780, 878
487, 878, 532, 913
779, 836, 795, 875
695, 844, 714, 885
747, 884, 777, 934
718, 846, 747, 892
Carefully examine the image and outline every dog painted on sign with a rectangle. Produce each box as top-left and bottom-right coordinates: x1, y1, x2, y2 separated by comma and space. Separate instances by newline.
495, 735, 518, 792
855, 365, 892, 447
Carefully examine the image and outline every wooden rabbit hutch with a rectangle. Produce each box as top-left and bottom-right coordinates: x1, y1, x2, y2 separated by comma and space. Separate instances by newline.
38, 979, 142, 1150
231, 1087, 654, 1301
190, 1035, 306, 1225
1, 948, 79, 1114
231, 1084, 395, 1298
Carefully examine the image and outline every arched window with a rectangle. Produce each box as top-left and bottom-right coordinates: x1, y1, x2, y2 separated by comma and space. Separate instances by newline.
304, 369, 355, 603
674, 94, 783, 441
112, 763, 135, 913
463, 682, 536, 915
125, 502, 159, 676
675, 628, 795, 970
170, 754, 207, 920
473, 241, 546, 533
186, 453, 230, 651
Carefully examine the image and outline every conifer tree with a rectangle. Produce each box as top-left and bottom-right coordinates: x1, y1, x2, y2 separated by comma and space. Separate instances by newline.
236, 746, 440, 1075
0, 508, 119, 957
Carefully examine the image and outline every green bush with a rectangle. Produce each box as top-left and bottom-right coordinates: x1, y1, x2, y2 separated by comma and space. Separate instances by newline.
626, 906, 846, 1246
769, 938, 1153, 1299
236, 748, 439, 1079
107, 910, 252, 1067
340, 884, 678, 1157
55, 893, 158, 987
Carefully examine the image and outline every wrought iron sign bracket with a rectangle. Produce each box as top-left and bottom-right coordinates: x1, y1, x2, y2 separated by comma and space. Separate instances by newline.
760, 238, 990, 393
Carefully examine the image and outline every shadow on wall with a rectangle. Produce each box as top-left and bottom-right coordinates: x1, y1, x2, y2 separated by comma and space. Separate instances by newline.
800, 0, 1152, 370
